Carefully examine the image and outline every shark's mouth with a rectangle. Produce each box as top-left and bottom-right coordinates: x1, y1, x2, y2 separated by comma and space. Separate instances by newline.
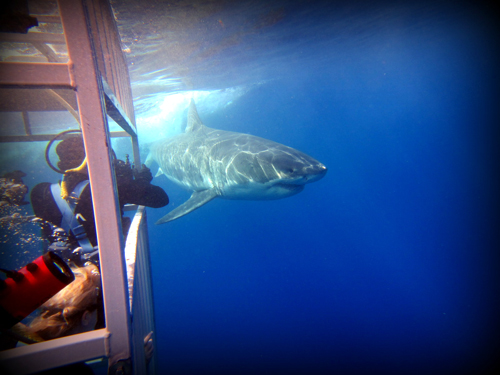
274, 183, 304, 193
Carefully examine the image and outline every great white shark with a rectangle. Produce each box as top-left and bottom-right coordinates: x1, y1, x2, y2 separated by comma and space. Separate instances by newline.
148, 99, 327, 224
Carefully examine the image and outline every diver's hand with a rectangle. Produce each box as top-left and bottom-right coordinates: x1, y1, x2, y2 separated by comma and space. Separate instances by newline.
134, 164, 153, 183
144, 331, 154, 364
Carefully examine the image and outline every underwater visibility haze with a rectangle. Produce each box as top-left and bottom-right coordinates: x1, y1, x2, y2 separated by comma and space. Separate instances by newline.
1, 0, 499, 374
117, 1, 500, 374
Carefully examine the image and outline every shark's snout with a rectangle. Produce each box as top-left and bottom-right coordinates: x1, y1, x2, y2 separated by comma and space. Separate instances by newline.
306, 164, 327, 183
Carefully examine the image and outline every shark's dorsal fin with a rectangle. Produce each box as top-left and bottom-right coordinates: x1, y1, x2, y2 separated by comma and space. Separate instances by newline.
155, 167, 164, 177
155, 189, 218, 224
185, 99, 204, 133
144, 152, 153, 168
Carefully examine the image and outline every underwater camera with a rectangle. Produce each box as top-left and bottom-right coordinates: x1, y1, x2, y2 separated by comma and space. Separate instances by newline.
0, 252, 75, 330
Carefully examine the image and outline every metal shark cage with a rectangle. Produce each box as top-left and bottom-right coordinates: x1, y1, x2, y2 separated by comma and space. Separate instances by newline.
0, 0, 156, 374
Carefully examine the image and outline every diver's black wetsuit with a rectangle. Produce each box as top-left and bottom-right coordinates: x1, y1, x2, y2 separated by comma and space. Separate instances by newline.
30, 160, 168, 248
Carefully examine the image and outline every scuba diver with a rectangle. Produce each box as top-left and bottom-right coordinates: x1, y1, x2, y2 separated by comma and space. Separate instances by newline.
30, 133, 169, 266
1, 133, 162, 362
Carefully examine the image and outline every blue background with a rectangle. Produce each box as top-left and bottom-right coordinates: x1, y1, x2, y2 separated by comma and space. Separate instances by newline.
133, 1, 500, 374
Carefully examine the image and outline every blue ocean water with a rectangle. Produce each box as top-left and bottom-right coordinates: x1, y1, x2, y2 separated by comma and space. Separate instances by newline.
122, 1, 499, 374
0, 0, 498, 374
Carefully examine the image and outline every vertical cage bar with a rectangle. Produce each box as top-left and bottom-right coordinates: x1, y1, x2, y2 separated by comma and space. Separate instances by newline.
57, 0, 132, 370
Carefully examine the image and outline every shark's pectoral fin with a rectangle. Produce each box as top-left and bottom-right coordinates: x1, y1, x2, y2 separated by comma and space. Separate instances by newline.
155, 189, 218, 225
